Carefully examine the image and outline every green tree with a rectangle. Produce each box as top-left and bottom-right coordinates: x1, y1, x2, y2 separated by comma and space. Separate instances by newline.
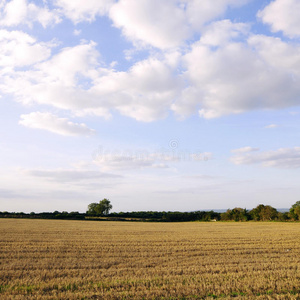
250, 204, 278, 221
262, 205, 278, 221
97, 198, 112, 215
87, 202, 98, 215
277, 212, 290, 221
221, 208, 249, 221
87, 199, 112, 216
250, 204, 264, 221
289, 201, 300, 220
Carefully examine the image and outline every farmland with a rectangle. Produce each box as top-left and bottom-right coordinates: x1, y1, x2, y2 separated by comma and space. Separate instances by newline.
0, 219, 300, 299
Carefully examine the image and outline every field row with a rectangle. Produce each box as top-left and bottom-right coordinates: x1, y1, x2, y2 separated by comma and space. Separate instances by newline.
1, 220, 300, 299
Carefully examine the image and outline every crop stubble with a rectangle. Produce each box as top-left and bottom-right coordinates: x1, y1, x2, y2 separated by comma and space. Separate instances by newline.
0, 219, 300, 299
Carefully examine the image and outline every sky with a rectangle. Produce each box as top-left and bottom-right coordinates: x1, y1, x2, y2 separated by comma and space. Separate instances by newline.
1, 0, 300, 213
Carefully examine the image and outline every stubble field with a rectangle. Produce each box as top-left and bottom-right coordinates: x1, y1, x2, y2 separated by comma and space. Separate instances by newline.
0, 219, 300, 299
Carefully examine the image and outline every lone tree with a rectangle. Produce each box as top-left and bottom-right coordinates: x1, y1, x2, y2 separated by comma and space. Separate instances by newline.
87, 199, 112, 216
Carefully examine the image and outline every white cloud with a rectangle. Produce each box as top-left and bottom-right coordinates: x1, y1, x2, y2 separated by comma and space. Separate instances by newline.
0, 41, 107, 114
248, 35, 300, 76
258, 0, 300, 38
230, 147, 300, 169
0, 39, 180, 122
0, 0, 27, 26
109, 0, 250, 49
200, 20, 250, 46
265, 124, 278, 129
231, 147, 260, 154
109, 0, 189, 49
0, 0, 61, 28
0, 30, 52, 69
172, 20, 300, 119
35, 41, 100, 87
2, 17, 300, 123
90, 56, 181, 121
0, 0, 248, 50
73, 29, 81, 36
55, 0, 114, 23
184, 0, 249, 31
19, 112, 96, 136
25, 169, 121, 182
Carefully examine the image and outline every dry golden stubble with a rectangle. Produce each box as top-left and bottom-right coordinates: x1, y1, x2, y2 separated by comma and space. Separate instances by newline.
0, 219, 300, 299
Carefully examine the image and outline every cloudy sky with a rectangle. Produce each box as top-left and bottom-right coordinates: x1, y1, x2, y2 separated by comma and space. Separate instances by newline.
1, 0, 300, 213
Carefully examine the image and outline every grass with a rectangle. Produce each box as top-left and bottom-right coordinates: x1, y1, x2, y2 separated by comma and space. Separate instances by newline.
0, 219, 300, 299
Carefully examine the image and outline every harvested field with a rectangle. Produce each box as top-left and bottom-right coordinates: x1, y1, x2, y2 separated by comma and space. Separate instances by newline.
0, 219, 300, 299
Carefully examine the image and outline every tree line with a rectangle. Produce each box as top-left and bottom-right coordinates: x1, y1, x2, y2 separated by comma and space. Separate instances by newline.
1, 199, 300, 222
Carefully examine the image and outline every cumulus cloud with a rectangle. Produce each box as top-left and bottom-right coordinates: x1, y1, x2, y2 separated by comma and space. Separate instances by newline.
26, 0, 250, 50
172, 20, 300, 119
109, 0, 189, 49
0, 30, 52, 69
0, 0, 61, 28
231, 147, 260, 154
258, 0, 300, 38
230, 147, 300, 169
34, 41, 100, 87
200, 20, 250, 46
55, 0, 114, 23
0, 39, 180, 122
19, 112, 96, 136
184, 0, 249, 31
248, 35, 300, 75
0, 41, 107, 115
1, 10, 300, 123
90, 56, 181, 121
109, 0, 249, 49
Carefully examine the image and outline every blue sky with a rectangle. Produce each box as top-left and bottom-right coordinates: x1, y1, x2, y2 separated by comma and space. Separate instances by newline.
1, 0, 300, 213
